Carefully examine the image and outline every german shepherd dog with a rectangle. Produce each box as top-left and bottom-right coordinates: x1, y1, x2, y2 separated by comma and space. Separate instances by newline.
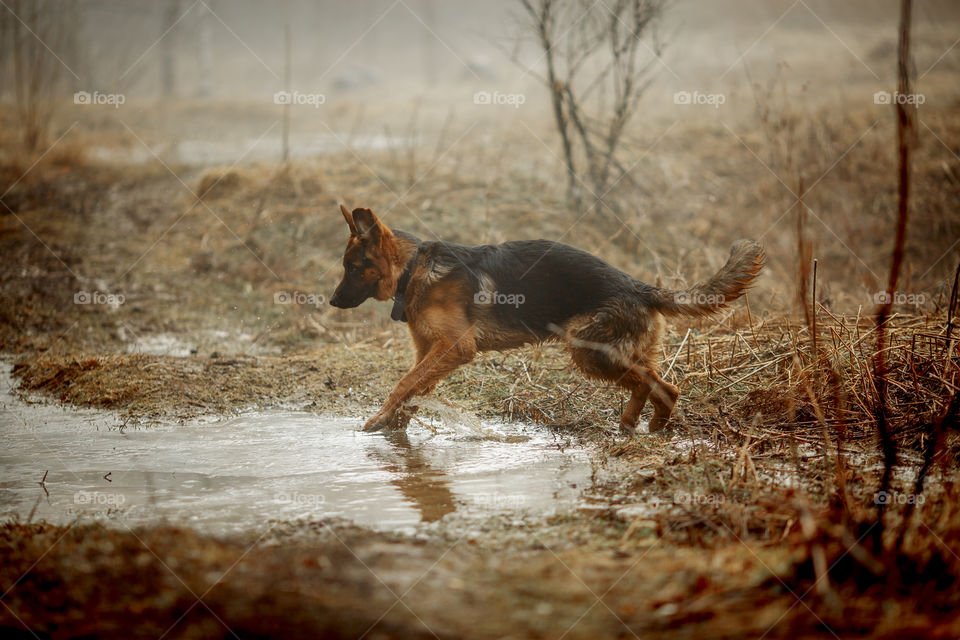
330, 204, 764, 435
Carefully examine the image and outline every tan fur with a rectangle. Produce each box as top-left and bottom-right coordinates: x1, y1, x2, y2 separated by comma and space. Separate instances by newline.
655, 240, 765, 317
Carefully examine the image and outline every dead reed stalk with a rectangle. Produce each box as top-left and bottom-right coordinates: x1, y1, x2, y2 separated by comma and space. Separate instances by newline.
870, 0, 914, 549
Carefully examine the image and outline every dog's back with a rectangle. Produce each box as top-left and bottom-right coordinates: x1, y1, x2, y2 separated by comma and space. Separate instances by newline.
407, 237, 763, 345
416, 239, 641, 341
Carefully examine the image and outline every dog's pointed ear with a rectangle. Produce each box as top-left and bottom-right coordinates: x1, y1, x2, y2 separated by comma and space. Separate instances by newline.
352, 207, 390, 242
339, 204, 359, 236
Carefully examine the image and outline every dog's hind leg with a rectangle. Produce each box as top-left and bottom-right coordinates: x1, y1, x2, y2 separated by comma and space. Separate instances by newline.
566, 337, 649, 435
620, 380, 651, 435
565, 310, 678, 435
611, 366, 677, 434
643, 369, 679, 433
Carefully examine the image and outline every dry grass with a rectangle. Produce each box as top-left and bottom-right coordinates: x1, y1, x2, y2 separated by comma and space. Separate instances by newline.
1, 87, 959, 637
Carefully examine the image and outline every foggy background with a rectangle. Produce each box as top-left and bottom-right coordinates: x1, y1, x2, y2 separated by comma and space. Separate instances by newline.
9, 0, 958, 96
2, 0, 959, 336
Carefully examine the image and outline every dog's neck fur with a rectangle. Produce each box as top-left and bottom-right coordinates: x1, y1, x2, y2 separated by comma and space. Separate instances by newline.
388, 230, 421, 322
389, 231, 421, 286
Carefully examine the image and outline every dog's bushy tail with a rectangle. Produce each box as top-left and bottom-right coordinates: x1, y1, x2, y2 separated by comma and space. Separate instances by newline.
652, 240, 765, 317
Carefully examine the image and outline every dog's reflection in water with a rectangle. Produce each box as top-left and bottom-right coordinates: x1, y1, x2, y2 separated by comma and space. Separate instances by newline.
369, 429, 457, 523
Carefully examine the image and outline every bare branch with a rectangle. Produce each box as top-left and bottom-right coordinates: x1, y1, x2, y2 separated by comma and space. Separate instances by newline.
513, 0, 666, 206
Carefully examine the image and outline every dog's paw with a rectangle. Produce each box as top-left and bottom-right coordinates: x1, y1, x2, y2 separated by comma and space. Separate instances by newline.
362, 411, 393, 432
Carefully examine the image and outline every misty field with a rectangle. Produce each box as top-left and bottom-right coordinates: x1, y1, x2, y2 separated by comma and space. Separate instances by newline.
1, 0, 960, 638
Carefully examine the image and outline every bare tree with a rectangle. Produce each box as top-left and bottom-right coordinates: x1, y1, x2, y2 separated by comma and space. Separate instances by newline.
517, 0, 665, 208
1, 0, 70, 151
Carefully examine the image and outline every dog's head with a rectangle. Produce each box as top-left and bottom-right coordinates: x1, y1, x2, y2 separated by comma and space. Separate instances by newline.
329, 204, 403, 308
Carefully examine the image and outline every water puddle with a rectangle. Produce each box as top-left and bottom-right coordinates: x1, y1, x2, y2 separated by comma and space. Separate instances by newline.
125, 333, 196, 357
0, 365, 591, 536
124, 330, 272, 357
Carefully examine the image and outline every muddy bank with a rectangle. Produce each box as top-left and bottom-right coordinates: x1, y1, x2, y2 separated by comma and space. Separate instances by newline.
10, 347, 408, 421
0, 522, 712, 639
4, 519, 958, 639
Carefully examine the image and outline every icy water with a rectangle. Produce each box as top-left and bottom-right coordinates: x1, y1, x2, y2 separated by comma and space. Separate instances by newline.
0, 366, 590, 535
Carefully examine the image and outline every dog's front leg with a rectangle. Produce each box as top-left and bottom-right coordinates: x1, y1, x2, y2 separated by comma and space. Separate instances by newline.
363, 338, 475, 431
